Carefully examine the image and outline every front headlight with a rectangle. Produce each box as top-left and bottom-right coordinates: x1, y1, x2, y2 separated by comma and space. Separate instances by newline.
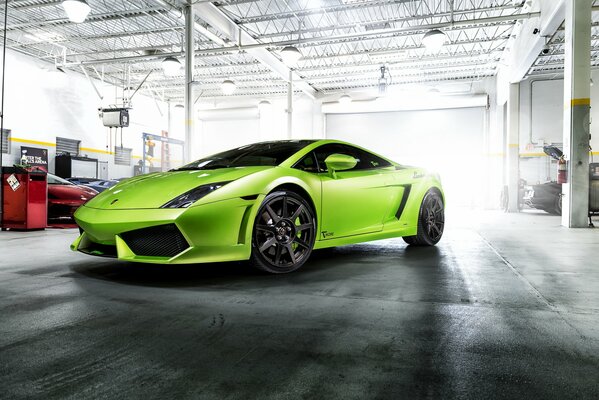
160, 181, 231, 208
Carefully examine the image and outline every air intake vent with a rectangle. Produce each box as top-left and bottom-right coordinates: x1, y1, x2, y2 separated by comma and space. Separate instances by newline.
120, 224, 189, 258
1, 129, 10, 154
56, 137, 80, 156
114, 146, 132, 166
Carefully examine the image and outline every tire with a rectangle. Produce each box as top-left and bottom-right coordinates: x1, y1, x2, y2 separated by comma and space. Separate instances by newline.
250, 191, 316, 273
402, 189, 445, 246
553, 194, 562, 216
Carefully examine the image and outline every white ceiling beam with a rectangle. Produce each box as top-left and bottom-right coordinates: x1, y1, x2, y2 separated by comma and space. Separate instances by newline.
192, 2, 316, 99
503, 0, 566, 83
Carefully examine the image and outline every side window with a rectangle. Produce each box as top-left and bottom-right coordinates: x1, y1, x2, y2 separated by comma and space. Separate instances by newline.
314, 144, 391, 172
293, 152, 320, 173
357, 148, 392, 170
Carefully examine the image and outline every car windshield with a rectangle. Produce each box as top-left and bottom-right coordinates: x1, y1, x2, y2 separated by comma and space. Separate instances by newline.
48, 174, 74, 185
174, 140, 315, 171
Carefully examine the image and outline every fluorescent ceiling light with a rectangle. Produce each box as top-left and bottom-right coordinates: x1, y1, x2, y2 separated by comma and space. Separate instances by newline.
306, 0, 323, 7
62, 0, 91, 23
194, 22, 227, 46
162, 56, 182, 76
369, 51, 406, 63
280, 46, 302, 66
422, 29, 446, 52
25, 30, 64, 42
221, 80, 236, 95
338, 94, 352, 104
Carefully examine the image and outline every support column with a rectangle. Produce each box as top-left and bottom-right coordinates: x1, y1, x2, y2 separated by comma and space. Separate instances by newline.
167, 99, 172, 134
184, 2, 194, 163
562, 0, 592, 228
506, 83, 520, 212
287, 70, 293, 139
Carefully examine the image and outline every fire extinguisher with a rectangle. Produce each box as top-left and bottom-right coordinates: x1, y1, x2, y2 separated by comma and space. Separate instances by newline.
557, 156, 567, 184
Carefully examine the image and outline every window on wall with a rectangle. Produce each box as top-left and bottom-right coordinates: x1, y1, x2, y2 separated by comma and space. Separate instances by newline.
1, 129, 10, 154
56, 137, 80, 156
114, 146, 132, 166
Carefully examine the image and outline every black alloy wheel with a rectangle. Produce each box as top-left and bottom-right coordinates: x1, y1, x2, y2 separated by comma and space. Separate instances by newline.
250, 191, 316, 273
403, 189, 445, 246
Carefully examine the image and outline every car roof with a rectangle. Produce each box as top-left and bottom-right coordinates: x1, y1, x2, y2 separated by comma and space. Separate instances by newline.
278, 139, 397, 168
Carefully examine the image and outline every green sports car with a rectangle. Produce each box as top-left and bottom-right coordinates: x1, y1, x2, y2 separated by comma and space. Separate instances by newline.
71, 139, 444, 273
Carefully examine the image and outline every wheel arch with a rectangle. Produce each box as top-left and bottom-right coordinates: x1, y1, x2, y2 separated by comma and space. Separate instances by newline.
269, 182, 318, 224
249, 182, 318, 273
428, 185, 444, 204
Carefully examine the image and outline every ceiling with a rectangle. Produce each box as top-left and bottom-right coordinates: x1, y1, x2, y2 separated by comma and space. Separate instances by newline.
3, 0, 592, 102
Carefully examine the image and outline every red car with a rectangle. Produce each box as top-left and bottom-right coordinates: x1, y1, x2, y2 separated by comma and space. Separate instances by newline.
47, 173, 98, 224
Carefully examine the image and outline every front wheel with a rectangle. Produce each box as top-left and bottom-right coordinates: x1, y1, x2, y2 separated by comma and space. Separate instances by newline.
250, 191, 316, 273
403, 189, 445, 246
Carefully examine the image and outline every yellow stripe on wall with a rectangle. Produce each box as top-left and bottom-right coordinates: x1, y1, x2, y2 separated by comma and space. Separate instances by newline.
10, 137, 56, 147
11, 137, 145, 160
570, 98, 591, 106
80, 146, 113, 155
520, 152, 547, 157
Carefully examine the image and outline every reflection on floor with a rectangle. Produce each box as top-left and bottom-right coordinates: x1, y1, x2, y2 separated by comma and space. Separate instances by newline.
0, 210, 598, 399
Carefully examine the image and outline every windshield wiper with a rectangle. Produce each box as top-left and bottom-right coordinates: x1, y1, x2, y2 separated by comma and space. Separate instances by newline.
170, 167, 201, 171
199, 164, 232, 170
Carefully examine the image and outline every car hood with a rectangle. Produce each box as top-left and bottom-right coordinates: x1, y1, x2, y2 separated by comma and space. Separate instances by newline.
84, 166, 270, 210
49, 184, 98, 201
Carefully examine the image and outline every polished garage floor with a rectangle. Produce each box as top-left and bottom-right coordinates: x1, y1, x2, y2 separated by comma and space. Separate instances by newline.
1, 211, 598, 399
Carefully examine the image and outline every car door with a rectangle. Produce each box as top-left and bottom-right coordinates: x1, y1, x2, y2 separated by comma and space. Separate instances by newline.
313, 144, 396, 240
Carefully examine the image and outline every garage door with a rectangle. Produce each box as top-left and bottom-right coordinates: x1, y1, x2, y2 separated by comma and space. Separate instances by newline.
198, 118, 260, 158
326, 107, 486, 207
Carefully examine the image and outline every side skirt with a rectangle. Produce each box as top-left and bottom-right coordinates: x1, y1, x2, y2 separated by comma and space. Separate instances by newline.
313, 225, 417, 250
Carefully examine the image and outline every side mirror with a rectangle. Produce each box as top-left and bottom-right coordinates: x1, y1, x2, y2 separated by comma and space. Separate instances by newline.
324, 153, 357, 178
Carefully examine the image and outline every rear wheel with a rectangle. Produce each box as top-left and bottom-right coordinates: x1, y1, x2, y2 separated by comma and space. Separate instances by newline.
553, 194, 563, 215
403, 189, 444, 246
250, 191, 316, 273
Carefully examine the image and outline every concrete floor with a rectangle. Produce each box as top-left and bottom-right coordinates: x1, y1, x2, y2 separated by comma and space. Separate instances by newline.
1, 210, 598, 399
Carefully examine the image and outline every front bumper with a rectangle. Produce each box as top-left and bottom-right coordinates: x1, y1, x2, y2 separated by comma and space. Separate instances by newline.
71, 196, 260, 264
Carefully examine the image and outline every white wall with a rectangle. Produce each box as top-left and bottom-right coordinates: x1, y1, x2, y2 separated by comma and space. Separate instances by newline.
0, 50, 181, 178
190, 78, 501, 209
518, 74, 599, 185
325, 107, 486, 208
191, 94, 324, 160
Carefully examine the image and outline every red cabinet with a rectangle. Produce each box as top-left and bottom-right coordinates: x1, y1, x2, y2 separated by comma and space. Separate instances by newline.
1, 167, 47, 230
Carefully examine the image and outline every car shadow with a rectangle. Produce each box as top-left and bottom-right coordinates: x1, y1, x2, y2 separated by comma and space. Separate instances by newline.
69, 240, 444, 289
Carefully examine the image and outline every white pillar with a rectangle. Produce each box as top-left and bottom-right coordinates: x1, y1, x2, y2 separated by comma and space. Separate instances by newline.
184, 2, 194, 163
167, 99, 171, 135
506, 83, 520, 212
562, 0, 592, 228
287, 70, 293, 139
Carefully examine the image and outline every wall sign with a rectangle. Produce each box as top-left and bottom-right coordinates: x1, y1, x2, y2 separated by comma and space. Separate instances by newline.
20, 146, 48, 171
6, 174, 20, 191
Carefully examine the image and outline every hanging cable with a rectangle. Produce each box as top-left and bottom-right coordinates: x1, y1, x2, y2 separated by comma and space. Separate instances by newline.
0, 0, 9, 223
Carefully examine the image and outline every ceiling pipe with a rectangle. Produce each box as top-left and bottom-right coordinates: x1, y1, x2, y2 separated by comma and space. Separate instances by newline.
6, 6, 169, 30
60, 12, 540, 68
184, 1, 194, 164
258, 4, 521, 39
